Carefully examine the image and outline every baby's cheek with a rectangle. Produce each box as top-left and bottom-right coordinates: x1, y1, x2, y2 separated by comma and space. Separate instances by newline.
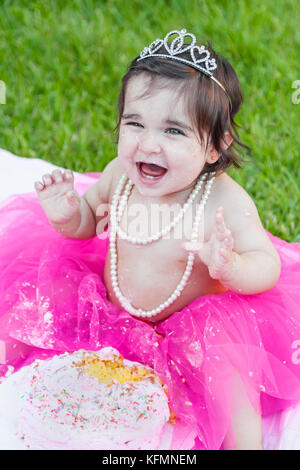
118, 135, 138, 158
189, 144, 202, 158
118, 130, 136, 146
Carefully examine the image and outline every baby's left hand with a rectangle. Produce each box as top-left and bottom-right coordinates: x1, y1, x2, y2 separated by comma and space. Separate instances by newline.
183, 206, 237, 282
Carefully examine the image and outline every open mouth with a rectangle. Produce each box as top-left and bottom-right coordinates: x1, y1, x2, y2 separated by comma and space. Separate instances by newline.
136, 162, 168, 180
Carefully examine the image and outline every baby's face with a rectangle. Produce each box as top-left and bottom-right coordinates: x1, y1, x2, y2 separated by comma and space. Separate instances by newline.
118, 74, 217, 198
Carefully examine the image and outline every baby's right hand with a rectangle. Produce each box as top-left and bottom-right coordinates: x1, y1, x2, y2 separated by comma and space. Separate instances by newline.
34, 169, 81, 225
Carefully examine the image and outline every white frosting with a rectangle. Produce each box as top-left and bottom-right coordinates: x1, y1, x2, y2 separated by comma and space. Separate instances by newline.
14, 348, 170, 449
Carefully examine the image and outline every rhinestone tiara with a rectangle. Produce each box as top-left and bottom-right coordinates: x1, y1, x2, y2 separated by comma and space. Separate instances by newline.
137, 29, 232, 110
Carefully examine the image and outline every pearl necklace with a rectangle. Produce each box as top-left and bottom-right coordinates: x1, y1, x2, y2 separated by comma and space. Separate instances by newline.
116, 173, 207, 244
109, 172, 215, 319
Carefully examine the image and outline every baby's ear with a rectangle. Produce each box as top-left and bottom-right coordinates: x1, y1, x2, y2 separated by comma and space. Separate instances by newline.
206, 131, 233, 163
206, 142, 220, 164
206, 131, 233, 164
220, 131, 233, 151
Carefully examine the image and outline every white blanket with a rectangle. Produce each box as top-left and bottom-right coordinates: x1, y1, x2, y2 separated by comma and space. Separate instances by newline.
0, 147, 299, 450
0, 147, 96, 202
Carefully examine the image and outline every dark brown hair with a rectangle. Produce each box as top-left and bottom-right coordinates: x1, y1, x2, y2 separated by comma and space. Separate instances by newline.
113, 40, 251, 176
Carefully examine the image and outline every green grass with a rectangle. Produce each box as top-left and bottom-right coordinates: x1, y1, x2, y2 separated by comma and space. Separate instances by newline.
0, 0, 299, 241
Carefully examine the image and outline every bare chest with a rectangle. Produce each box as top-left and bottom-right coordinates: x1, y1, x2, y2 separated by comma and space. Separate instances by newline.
104, 186, 227, 322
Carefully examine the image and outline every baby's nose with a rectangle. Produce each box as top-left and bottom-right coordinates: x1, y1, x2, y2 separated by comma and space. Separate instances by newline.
137, 131, 161, 154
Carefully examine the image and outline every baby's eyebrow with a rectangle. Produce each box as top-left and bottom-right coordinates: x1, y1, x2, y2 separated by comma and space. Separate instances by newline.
165, 118, 193, 133
121, 113, 141, 121
121, 113, 193, 132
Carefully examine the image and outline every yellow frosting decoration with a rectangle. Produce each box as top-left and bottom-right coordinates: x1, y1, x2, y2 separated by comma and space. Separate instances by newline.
75, 353, 154, 384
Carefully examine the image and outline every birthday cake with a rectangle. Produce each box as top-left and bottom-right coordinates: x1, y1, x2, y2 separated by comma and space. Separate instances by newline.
15, 347, 172, 449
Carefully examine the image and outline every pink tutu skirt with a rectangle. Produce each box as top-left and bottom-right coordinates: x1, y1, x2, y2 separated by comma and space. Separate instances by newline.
1, 173, 300, 450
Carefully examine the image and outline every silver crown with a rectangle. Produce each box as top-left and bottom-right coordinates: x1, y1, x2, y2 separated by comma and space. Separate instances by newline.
137, 28, 233, 110
137, 29, 217, 77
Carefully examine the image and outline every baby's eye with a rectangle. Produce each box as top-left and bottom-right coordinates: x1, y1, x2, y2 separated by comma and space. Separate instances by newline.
126, 121, 143, 128
166, 128, 185, 136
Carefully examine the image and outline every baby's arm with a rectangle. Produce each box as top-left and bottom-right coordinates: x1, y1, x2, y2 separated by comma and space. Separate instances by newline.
34, 158, 116, 239
184, 185, 281, 294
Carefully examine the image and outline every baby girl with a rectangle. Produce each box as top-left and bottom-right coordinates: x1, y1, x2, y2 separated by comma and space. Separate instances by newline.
34, 31, 280, 322
33, 30, 282, 449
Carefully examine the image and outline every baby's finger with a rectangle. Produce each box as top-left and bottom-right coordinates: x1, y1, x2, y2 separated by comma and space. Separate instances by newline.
42, 173, 53, 186
223, 231, 234, 250
215, 206, 225, 225
215, 207, 228, 240
219, 247, 231, 261
64, 169, 74, 182
51, 169, 63, 184
34, 181, 44, 192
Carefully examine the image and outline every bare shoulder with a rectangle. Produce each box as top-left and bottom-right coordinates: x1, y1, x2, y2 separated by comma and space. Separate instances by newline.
83, 157, 120, 204
214, 172, 262, 231
212, 172, 280, 261
80, 157, 120, 223
97, 157, 122, 202
107, 157, 126, 202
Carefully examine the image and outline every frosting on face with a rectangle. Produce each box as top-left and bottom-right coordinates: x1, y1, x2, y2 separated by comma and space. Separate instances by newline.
15, 348, 171, 449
